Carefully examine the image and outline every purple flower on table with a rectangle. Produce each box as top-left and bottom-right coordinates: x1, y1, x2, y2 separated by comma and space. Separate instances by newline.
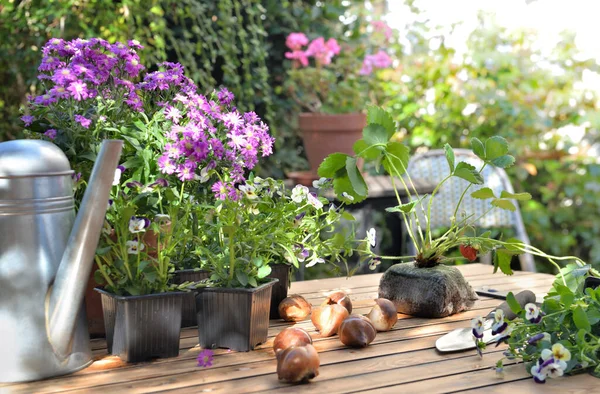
197, 349, 214, 368
217, 87, 234, 106
471, 317, 485, 339
44, 129, 57, 139
129, 216, 150, 233
158, 155, 177, 175
68, 81, 90, 101
21, 115, 35, 126
212, 181, 228, 200
74, 114, 91, 129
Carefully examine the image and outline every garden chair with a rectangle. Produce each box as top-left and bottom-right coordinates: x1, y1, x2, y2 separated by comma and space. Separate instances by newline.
406, 149, 536, 272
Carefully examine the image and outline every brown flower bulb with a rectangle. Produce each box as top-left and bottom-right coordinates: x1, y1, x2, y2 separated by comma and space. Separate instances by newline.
339, 314, 377, 348
311, 304, 349, 337
323, 290, 352, 313
273, 327, 313, 354
276, 344, 320, 383
366, 298, 398, 332
278, 294, 312, 322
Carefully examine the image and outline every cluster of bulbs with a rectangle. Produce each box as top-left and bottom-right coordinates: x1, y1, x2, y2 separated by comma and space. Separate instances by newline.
274, 291, 399, 383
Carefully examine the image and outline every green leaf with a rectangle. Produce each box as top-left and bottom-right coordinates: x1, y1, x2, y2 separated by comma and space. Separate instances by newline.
248, 276, 258, 288
573, 306, 591, 332
333, 175, 367, 204
453, 162, 484, 184
341, 211, 355, 221
471, 137, 485, 159
318, 153, 349, 178
93, 269, 106, 285
346, 157, 367, 197
444, 144, 455, 172
491, 155, 516, 168
367, 106, 396, 138
587, 308, 600, 325
382, 141, 410, 176
256, 265, 271, 279
491, 199, 517, 212
500, 191, 532, 201
471, 187, 496, 199
235, 270, 248, 287
506, 292, 522, 313
485, 136, 509, 160
496, 249, 514, 275
504, 238, 525, 252
386, 200, 418, 214
353, 139, 382, 160
362, 124, 389, 147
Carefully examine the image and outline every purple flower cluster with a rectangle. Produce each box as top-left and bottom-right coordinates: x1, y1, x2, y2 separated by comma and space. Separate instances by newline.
26, 37, 147, 135
157, 87, 274, 199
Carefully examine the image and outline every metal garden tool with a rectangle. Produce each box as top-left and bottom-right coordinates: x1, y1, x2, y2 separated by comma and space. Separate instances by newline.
0, 139, 123, 383
435, 289, 537, 352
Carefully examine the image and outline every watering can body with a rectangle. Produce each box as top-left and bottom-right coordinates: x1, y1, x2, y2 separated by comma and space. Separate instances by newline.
0, 139, 122, 382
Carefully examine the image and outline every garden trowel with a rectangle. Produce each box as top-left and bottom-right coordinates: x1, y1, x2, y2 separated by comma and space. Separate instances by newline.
435, 289, 537, 353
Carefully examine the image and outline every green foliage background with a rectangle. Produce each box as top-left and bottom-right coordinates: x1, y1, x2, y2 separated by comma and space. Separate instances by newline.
1, 0, 598, 272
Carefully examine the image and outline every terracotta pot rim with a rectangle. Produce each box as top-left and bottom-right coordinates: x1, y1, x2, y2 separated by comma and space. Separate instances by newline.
298, 112, 365, 119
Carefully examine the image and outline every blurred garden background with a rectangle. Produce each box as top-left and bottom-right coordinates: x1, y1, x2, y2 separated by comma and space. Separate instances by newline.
1, 0, 599, 273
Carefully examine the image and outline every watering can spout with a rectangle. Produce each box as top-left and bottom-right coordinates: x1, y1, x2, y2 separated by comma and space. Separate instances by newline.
47, 140, 123, 357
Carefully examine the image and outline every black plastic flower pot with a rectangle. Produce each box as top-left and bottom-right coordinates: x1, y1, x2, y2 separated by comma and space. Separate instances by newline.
171, 269, 211, 327
195, 278, 278, 352
267, 264, 291, 318
95, 288, 184, 362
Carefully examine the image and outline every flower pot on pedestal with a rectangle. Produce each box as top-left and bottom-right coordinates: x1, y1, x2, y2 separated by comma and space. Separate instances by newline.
95, 289, 184, 362
195, 278, 278, 351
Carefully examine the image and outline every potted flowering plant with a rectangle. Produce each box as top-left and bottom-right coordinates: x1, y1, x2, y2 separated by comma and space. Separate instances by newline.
284, 21, 395, 182
93, 174, 192, 362
20, 37, 204, 335
321, 105, 590, 317
472, 266, 600, 385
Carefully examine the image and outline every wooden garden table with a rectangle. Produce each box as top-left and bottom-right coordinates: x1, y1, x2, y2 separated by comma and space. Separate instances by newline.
3, 263, 597, 393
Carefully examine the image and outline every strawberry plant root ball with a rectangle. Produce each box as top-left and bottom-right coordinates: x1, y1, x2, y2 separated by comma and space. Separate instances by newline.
378, 262, 478, 318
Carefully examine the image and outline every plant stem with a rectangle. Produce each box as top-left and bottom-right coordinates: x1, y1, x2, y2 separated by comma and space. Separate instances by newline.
453, 163, 487, 219
226, 226, 236, 282
425, 174, 453, 245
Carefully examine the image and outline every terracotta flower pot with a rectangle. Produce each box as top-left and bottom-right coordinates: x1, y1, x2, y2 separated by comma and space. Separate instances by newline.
298, 112, 366, 177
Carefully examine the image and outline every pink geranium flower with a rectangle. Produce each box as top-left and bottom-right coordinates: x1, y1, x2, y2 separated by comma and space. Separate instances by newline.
285, 33, 309, 50
285, 50, 310, 67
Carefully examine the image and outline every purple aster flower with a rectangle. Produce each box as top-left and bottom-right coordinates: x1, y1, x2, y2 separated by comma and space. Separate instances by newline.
34, 92, 57, 106
67, 80, 90, 101
177, 160, 197, 181
210, 138, 225, 159
21, 115, 35, 126
52, 67, 76, 85
164, 106, 182, 123
50, 85, 69, 99
192, 141, 209, 161
197, 349, 214, 368
217, 87, 234, 105
157, 155, 177, 175
38, 55, 62, 72
212, 181, 228, 200
125, 92, 143, 111
74, 114, 91, 129
44, 129, 57, 139
222, 111, 244, 130
227, 184, 240, 201
127, 39, 144, 49
230, 164, 245, 183
243, 111, 259, 124
124, 54, 144, 77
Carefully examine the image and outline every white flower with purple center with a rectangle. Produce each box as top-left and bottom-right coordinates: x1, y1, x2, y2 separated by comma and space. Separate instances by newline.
307, 193, 323, 209
129, 216, 150, 233
367, 228, 377, 249
369, 257, 382, 270
531, 361, 547, 384
341, 192, 354, 202
305, 257, 325, 268
239, 183, 258, 200
525, 303, 542, 323
491, 309, 508, 336
312, 177, 329, 189
295, 246, 309, 262
126, 240, 144, 255
113, 165, 125, 186
471, 317, 485, 339
291, 185, 309, 203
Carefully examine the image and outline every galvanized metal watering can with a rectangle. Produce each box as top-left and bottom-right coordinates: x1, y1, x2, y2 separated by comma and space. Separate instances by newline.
0, 139, 123, 383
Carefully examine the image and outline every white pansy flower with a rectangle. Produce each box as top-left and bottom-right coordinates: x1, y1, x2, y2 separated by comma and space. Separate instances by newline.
126, 240, 144, 254
312, 177, 329, 189
306, 193, 323, 209
341, 192, 354, 201
367, 228, 377, 249
291, 185, 309, 203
